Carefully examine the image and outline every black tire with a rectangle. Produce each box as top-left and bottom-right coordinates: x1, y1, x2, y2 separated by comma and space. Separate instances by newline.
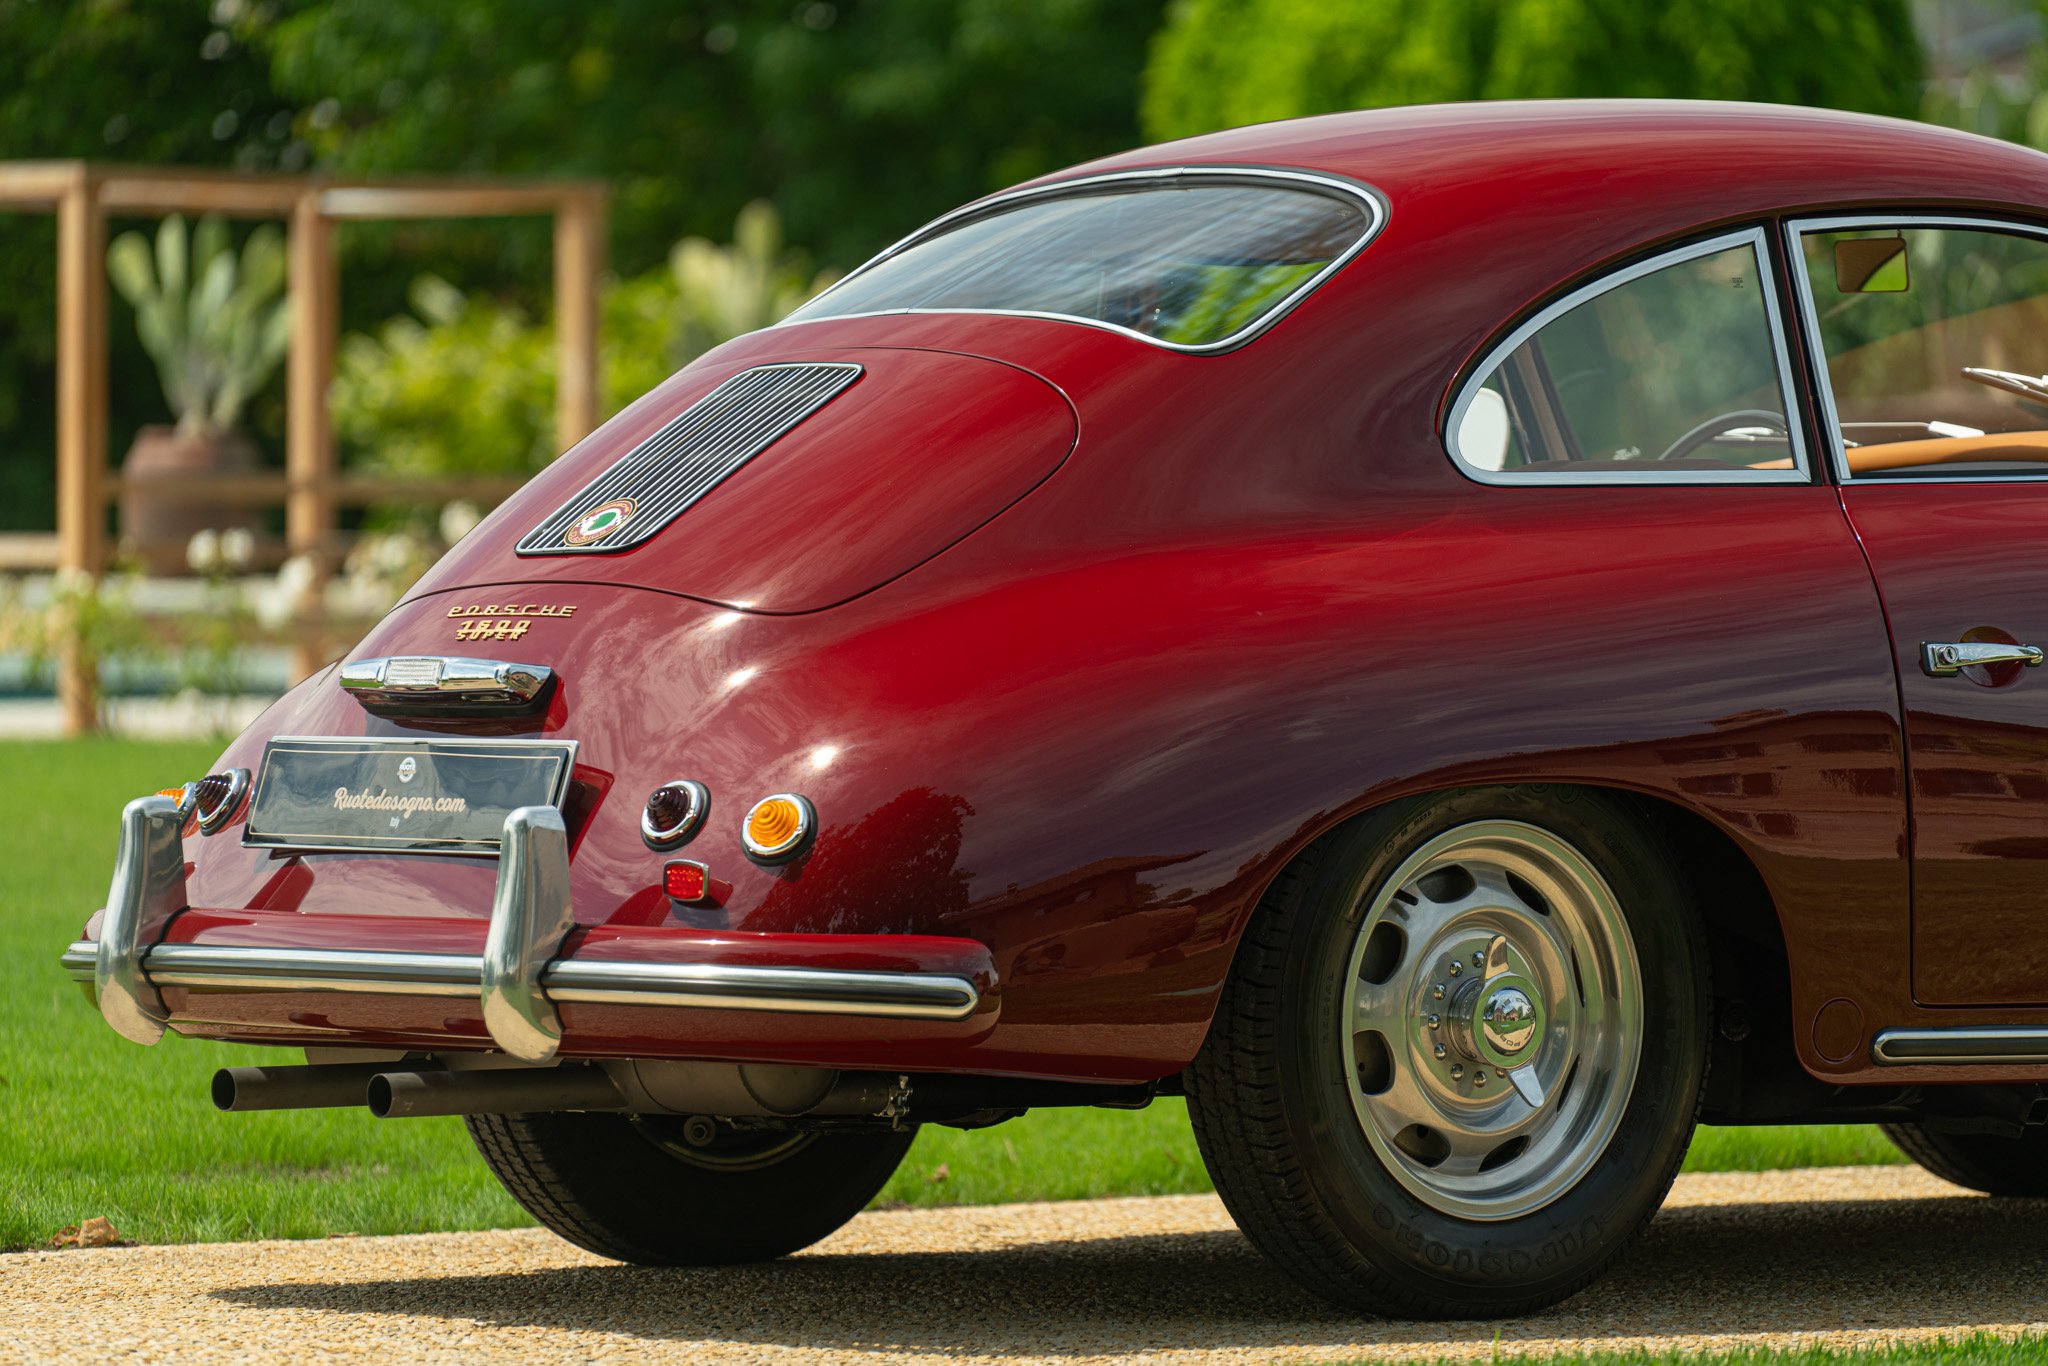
466, 1111, 917, 1264
1881, 1121, 2048, 1196
1186, 785, 1709, 1318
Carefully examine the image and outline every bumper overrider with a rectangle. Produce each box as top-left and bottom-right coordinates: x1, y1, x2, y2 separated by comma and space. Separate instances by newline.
63, 795, 987, 1063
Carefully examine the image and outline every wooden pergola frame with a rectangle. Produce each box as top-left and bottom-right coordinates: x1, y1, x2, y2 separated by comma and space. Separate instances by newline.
0, 161, 608, 735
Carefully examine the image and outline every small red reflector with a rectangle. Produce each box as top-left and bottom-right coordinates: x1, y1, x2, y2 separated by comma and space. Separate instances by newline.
663, 860, 709, 903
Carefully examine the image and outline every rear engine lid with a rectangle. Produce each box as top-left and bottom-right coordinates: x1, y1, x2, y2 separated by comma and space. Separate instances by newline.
410, 347, 1077, 613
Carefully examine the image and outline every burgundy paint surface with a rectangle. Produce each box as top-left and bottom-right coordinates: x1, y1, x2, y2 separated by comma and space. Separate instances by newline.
106, 102, 2048, 1085
1838, 483, 2048, 1006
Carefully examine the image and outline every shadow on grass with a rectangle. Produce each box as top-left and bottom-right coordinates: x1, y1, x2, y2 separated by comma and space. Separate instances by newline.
210, 1192, 2041, 1355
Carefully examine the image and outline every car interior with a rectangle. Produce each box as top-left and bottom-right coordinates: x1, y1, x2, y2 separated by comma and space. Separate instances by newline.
1457, 224, 2048, 479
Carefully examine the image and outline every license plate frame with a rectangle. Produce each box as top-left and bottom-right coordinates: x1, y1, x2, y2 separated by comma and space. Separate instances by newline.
243, 735, 578, 855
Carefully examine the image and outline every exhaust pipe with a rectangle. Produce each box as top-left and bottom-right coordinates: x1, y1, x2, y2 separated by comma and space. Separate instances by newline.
211, 1062, 435, 1113
368, 1064, 626, 1119
214, 1058, 1162, 1122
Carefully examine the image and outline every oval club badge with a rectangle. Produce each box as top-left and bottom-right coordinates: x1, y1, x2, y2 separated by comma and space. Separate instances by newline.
564, 497, 637, 546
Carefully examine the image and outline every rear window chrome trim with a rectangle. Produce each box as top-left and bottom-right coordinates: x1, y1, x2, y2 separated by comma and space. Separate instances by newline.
1443, 226, 1815, 488
1783, 211, 2048, 487
777, 165, 1389, 356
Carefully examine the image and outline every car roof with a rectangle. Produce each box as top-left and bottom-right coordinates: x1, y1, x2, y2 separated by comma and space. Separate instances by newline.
1042, 100, 2048, 225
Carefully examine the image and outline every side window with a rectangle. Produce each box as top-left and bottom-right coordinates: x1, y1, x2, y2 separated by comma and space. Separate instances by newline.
1796, 223, 2048, 478
1449, 233, 1804, 481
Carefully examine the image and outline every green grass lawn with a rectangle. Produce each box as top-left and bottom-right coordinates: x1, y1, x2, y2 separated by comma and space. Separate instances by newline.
0, 739, 1902, 1251
1349, 1337, 2048, 1366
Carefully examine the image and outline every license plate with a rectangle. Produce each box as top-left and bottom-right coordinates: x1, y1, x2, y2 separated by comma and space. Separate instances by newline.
244, 736, 578, 855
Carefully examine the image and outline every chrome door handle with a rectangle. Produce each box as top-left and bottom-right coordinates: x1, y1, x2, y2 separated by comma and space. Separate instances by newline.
1922, 641, 2046, 676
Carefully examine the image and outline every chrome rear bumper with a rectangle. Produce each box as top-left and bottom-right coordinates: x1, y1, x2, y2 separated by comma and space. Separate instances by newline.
66, 800, 981, 1063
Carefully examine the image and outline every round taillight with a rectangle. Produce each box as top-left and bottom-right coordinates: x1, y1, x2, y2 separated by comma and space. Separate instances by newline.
742, 793, 814, 862
641, 780, 709, 849
192, 769, 250, 835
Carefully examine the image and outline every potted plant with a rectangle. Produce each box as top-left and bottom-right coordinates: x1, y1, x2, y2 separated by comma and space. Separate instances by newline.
107, 214, 289, 574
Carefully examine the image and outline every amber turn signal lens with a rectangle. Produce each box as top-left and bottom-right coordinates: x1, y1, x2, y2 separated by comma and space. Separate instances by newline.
742, 793, 814, 862
156, 783, 197, 827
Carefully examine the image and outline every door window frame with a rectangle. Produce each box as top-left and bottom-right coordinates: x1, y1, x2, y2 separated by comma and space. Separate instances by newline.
1783, 211, 2048, 487
1443, 225, 1816, 486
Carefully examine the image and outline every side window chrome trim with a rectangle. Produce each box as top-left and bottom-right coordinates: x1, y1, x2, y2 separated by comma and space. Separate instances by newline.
1784, 211, 2048, 486
772, 165, 1390, 356
1443, 226, 1814, 487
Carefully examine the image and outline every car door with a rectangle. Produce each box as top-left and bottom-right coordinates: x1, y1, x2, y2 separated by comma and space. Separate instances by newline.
1789, 214, 2048, 1006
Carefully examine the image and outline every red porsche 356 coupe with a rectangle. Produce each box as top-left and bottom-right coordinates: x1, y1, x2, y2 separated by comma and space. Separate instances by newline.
66, 100, 2048, 1316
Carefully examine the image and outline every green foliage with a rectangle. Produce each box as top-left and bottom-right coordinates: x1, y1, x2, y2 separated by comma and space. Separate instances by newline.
1360, 1335, 2048, 1366
333, 203, 834, 483
0, 2, 1161, 531
0, 1, 305, 529
1142, 0, 1926, 140
333, 276, 557, 479
0, 571, 157, 732
261, 0, 1165, 272
175, 531, 259, 738
107, 216, 291, 437
1924, 67, 2048, 150
669, 201, 840, 361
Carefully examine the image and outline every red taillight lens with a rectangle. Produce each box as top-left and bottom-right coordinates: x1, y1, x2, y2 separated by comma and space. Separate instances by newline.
662, 860, 709, 903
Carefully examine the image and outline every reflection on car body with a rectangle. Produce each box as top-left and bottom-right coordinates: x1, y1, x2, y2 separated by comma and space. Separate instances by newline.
62, 99, 2048, 1317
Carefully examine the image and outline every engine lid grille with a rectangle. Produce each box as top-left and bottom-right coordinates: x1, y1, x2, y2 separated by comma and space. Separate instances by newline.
516, 361, 863, 556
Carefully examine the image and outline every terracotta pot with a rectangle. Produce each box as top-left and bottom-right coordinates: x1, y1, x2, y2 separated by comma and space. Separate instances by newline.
118, 425, 263, 575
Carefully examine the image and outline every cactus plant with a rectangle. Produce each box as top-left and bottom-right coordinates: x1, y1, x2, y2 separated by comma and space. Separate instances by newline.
107, 214, 291, 437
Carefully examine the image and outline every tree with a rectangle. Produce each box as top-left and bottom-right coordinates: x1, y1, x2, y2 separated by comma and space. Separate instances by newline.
0, 0, 1164, 531
261, 0, 1166, 275
0, 0, 306, 531
1142, 0, 1926, 142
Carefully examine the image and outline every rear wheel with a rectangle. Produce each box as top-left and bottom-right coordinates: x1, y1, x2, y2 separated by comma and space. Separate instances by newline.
467, 1111, 916, 1264
1881, 1121, 2048, 1196
1187, 786, 1708, 1318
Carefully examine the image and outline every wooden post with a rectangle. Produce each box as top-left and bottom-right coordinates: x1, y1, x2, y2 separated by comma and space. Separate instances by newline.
54, 167, 107, 735
286, 189, 339, 683
553, 189, 605, 454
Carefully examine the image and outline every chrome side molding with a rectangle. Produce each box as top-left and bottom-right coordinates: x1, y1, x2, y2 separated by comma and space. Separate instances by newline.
339, 656, 555, 715
480, 806, 577, 1064
1871, 1027, 2048, 1065
95, 794, 188, 1045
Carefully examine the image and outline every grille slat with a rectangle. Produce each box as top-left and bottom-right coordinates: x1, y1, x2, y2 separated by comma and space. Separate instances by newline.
517, 362, 862, 556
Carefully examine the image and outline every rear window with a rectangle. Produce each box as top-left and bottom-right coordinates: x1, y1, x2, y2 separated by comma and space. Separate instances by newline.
784, 174, 1380, 350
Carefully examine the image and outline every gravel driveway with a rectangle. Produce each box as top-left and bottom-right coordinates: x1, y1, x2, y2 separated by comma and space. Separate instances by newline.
3, 1166, 2040, 1364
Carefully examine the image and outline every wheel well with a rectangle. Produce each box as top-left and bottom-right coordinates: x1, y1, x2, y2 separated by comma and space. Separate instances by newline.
1236, 781, 1816, 1122
1608, 790, 1804, 1122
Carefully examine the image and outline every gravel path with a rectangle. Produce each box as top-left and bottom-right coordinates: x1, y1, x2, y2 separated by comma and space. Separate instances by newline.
3, 1165, 2039, 1364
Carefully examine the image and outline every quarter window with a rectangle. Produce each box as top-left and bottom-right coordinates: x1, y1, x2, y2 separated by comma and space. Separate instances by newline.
1449, 233, 1805, 482
1795, 223, 2048, 478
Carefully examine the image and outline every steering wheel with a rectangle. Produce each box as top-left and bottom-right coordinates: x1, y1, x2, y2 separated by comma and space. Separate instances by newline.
1653, 409, 1789, 463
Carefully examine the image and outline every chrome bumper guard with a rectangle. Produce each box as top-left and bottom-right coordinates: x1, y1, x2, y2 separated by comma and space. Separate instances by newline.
65, 803, 981, 1064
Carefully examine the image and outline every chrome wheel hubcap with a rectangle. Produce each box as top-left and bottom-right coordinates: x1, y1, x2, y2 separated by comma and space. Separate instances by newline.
1343, 820, 1643, 1221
